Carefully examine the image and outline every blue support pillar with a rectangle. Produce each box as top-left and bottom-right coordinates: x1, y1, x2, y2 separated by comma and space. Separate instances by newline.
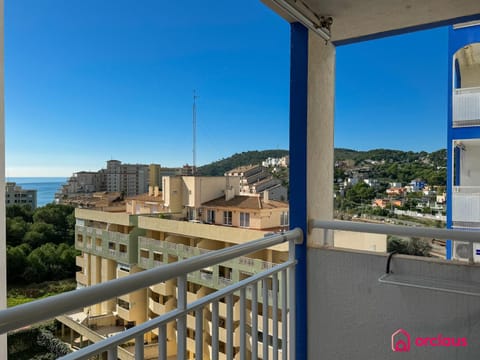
289, 22, 308, 360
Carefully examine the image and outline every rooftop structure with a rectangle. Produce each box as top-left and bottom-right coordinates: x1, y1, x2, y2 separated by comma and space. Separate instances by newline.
2, 2, 480, 360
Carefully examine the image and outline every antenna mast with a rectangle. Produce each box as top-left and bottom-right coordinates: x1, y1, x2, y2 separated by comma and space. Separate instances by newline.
192, 90, 198, 176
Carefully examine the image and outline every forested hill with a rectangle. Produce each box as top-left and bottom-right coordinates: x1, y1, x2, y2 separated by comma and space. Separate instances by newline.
335, 148, 447, 168
196, 148, 447, 177
197, 150, 288, 176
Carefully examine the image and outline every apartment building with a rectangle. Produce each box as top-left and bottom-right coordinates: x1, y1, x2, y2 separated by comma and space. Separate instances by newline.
105, 160, 149, 197
62, 171, 105, 196
5, 182, 37, 209
62, 176, 290, 359
225, 165, 288, 201
446, 22, 480, 262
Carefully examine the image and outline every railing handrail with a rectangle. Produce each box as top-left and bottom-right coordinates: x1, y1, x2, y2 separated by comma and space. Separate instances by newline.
0, 228, 303, 334
58, 261, 294, 360
311, 220, 480, 243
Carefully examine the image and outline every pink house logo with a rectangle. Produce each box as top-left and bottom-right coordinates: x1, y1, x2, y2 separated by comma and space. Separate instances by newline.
392, 329, 411, 352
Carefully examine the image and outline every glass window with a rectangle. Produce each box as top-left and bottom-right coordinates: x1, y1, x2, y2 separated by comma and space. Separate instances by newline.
240, 212, 250, 227
207, 209, 215, 224
223, 211, 232, 225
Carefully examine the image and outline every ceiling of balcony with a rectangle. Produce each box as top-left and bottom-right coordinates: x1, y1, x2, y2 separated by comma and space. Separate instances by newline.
456, 43, 480, 68
261, 0, 480, 44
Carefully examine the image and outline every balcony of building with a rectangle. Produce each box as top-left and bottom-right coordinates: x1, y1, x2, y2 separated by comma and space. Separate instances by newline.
452, 42, 480, 127
452, 186, 480, 227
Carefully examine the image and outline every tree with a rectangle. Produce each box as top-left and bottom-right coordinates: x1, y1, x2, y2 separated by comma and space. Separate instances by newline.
23, 223, 57, 248
345, 183, 376, 204
387, 236, 431, 257
6, 217, 30, 247
7, 245, 30, 283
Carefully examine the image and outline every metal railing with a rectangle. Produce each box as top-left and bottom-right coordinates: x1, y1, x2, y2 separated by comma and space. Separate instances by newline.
452, 187, 480, 226
453, 86, 480, 127
310, 219, 480, 243
311, 220, 480, 295
0, 228, 303, 360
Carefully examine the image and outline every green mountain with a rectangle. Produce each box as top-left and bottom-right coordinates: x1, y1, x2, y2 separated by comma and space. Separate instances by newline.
197, 150, 288, 176
197, 148, 447, 185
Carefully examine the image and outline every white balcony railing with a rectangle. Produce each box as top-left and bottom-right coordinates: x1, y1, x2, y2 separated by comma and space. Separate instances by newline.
453, 86, 480, 127
0, 229, 302, 360
453, 186, 480, 227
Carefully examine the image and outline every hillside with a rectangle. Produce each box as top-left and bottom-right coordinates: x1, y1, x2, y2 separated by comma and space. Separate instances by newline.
197, 150, 289, 176
335, 148, 447, 168
197, 148, 447, 182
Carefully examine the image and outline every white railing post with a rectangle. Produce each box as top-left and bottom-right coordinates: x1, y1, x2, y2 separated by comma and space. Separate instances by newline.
195, 308, 203, 360
240, 287, 246, 360
158, 323, 167, 360
177, 275, 187, 360
211, 301, 219, 360
226, 294, 234, 360
251, 283, 259, 360
288, 239, 296, 360
281, 269, 288, 358
107, 347, 117, 360
262, 278, 269, 360
135, 334, 144, 359
272, 273, 279, 360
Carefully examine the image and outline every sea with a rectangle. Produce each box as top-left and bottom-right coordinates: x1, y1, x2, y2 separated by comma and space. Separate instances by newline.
6, 177, 67, 207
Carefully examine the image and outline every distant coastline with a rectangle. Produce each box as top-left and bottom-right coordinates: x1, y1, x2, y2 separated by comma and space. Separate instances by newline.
6, 177, 67, 207
7, 177, 67, 184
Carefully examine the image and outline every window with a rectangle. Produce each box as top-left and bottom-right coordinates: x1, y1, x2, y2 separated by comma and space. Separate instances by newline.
280, 211, 289, 226
153, 252, 163, 263
223, 211, 232, 225
207, 209, 215, 224
117, 298, 130, 310
240, 212, 250, 227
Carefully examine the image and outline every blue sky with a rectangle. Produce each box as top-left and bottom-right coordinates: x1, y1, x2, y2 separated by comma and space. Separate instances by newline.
5, 0, 448, 177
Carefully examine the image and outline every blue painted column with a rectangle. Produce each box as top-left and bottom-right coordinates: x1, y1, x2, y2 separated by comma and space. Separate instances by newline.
289, 22, 308, 360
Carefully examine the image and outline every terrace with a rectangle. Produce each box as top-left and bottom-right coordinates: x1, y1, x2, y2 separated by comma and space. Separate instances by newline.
2, 1, 480, 359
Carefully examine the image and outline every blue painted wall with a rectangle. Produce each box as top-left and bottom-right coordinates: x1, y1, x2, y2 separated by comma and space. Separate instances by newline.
446, 24, 480, 259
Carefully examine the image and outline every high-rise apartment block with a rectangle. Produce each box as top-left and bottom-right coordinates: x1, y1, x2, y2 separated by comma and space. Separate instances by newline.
105, 160, 149, 197
59, 175, 290, 358
446, 21, 480, 261
58, 161, 195, 201
5, 182, 37, 209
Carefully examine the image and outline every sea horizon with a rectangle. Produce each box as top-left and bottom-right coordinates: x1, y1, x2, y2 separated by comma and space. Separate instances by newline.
6, 177, 68, 184
6, 177, 67, 207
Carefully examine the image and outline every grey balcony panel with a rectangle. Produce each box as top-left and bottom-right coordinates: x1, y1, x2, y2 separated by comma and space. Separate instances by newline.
308, 247, 480, 360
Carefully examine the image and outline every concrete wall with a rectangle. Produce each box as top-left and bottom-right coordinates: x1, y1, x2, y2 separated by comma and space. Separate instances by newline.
308, 248, 480, 359
138, 216, 288, 251
76, 208, 133, 226
334, 230, 387, 252
182, 176, 238, 207
163, 176, 182, 212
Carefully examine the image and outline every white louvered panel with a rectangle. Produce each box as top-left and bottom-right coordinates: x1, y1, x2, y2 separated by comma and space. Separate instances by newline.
453, 192, 480, 223
453, 87, 480, 126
